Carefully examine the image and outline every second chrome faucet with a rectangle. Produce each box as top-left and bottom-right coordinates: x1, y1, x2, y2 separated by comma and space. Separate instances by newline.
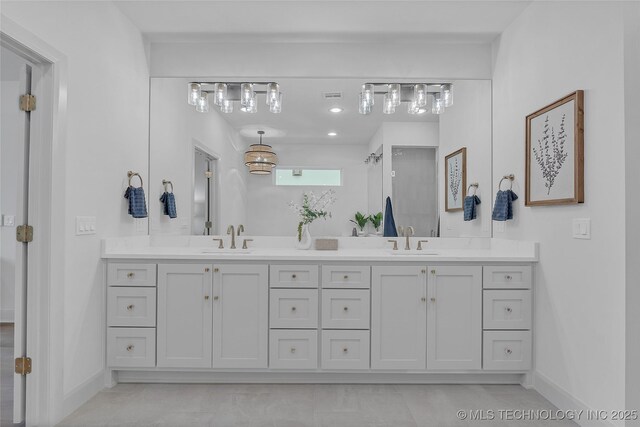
225, 224, 245, 249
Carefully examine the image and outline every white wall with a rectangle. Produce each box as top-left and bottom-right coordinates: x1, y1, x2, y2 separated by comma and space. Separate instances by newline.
1, 1, 150, 421
246, 143, 368, 237
149, 78, 247, 236
0, 47, 22, 323
439, 80, 492, 238
150, 42, 492, 80
492, 2, 626, 422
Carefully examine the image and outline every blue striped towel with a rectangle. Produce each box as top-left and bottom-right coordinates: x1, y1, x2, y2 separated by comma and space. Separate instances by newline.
463, 195, 481, 221
492, 190, 518, 221
159, 192, 177, 219
124, 186, 148, 218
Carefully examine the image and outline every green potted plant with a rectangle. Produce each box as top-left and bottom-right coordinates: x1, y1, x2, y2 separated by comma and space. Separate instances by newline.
350, 212, 369, 236
369, 212, 383, 235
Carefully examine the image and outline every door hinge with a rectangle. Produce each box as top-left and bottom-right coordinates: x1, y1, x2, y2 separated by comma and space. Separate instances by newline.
16, 225, 34, 243
15, 357, 32, 375
19, 94, 36, 112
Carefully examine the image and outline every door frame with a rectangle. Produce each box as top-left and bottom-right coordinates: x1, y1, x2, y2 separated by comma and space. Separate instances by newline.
1, 15, 68, 426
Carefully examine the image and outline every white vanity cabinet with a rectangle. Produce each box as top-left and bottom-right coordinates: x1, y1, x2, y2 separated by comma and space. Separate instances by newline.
371, 266, 427, 370
213, 264, 268, 368
426, 266, 482, 370
157, 264, 213, 368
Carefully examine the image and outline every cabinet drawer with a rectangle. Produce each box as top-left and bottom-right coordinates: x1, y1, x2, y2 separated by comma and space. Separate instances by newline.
107, 287, 156, 327
270, 289, 318, 329
270, 265, 319, 288
108, 263, 157, 287
483, 331, 531, 371
269, 330, 318, 369
483, 266, 531, 289
321, 330, 370, 370
321, 289, 370, 330
322, 266, 371, 289
483, 290, 531, 330
107, 327, 156, 368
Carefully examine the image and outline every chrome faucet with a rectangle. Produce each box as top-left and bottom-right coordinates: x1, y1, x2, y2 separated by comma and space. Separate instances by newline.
237, 224, 244, 236
227, 225, 236, 249
403, 226, 414, 250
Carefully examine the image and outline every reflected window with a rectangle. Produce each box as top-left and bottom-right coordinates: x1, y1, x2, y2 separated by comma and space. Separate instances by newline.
275, 168, 342, 186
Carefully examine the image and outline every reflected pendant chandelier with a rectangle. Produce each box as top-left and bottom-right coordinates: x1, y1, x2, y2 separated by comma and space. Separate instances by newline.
244, 130, 278, 175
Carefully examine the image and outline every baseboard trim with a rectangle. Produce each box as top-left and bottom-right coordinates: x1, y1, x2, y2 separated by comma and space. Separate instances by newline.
61, 369, 105, 421
0, 309, 15, 323
533, 372, 615, 427
116, 370, 525, 384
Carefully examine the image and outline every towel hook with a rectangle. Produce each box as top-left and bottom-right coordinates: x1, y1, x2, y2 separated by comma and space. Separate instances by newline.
498, 174, 515, 191
467, 183, 479, 195
127, 171, 143, 188
162, 179, 174, 193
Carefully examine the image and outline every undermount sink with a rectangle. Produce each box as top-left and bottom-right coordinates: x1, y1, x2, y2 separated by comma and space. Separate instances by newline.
389, 250, 439, 256
200, 249, 253, 254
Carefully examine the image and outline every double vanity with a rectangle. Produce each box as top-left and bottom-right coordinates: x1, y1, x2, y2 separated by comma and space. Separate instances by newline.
102, 236, 537, 385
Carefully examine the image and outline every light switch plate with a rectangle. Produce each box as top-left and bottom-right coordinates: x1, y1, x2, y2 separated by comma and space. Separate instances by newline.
2, 214, 15, 227
572, 218, 591, 239
76, 216, 96, 235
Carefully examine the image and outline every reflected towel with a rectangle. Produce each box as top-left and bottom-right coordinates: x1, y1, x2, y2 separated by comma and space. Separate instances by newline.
383, 196, 398, 237
492, 190, 518, 221
463, 195, 481, 221
160, 192, 177, 219
124, 186, 148, 218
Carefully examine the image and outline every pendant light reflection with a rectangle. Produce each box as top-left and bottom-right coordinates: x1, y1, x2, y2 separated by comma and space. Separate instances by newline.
244, 130, 278, 175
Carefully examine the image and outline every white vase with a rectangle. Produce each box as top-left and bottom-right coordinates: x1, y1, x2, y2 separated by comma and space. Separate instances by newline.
295, 224, 313, 250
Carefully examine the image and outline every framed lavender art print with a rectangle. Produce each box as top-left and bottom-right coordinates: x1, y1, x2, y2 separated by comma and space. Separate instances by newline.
445, 147, 467, 212
526, 90, 584, 206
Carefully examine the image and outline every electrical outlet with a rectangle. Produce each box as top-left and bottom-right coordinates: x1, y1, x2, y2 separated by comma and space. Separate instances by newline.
76, 216, 96, 235
572, 218, 591, 239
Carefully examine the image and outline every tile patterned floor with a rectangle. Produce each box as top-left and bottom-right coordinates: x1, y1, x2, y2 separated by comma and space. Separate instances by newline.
58, 383, 578, 427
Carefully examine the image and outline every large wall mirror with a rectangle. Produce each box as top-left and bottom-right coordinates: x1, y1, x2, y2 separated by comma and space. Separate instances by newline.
149, 78, 492, 238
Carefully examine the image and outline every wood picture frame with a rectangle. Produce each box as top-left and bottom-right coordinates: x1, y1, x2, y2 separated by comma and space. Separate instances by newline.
444, 147, 467, 212
526, 90, 584, 206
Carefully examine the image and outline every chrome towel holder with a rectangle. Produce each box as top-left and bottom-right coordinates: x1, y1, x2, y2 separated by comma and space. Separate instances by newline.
467, 183, 479, 195
499, 174, 515, 190
127, 171, 143, 188
162, 179, 174, 193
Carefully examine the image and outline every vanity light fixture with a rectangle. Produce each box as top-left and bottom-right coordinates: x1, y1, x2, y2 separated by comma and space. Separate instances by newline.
329, 107, 343, 113
188, 82, 282, 114
358, 82, 453, 115
244, 130, 278, 175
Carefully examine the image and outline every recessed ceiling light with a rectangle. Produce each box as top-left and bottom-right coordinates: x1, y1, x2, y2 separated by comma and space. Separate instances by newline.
329, 107, 343, 113
327, 132, 337, 137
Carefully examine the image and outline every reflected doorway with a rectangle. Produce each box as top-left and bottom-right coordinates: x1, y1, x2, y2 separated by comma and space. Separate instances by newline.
192, 148, 217, 235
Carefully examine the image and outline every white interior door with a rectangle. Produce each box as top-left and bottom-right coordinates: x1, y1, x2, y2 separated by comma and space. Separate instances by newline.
1, 46, 33, 424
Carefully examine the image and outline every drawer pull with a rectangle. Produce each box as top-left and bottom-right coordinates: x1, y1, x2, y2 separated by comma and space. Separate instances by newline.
126, 304, 135, 311
421, 269, 426, 274
343, 347, 348, 354
126, 344, 134, 352
421, 297, 426, 302
205, 268, 210, 272
204, 295, 210, 300
292, 274, 297, 279
430, 270, 436, 274
505, 306, 513, 314
505, 275, 512, 280
213, 296, 219, 301
343, 306, 349, 312
126, 272, 135, 279
343, 275, 349, 280
505, 348, 513, 355
431, 297, 436, 303
214, 268, 219, 273
291, 306, 297, 312
290, 347, 296, 354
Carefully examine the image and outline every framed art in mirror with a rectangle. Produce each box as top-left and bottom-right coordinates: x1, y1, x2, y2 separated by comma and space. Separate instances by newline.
525, 90, 584, 206
445, 147, 467, 212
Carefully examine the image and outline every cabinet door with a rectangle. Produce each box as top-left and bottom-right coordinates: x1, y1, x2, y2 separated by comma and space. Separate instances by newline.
157, 264, 213, 368
213, 264, 268, 368
426, 266, 482, 370
371, 266, 427, 370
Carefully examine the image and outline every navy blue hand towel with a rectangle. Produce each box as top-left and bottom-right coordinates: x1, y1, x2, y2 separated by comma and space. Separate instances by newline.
383, 196, 398, 237
159, 192, 177, 219
463, 195, 481, 221
492, 190, 518, 221
124, 186, 148, 218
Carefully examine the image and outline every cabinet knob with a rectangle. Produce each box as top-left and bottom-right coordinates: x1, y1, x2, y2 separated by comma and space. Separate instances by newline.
431, 270, 436, 274
126, 344, 134, 352
204, 295, 210, 300
431, 297, 436, 303
126, 304, 135, 311
205, 268, 210, 272
127, 272, 135, 279
213, 296, 219, 301
343, 306, 349, 312
343, 275, 349, 280
421, 297, 427, 302
290, 347, 296, 354
505, 348, 513, 355
291, 307, 297, 312
292, 274, 297, 279
421, 269, 426, 274
214, 268, 219, 273
505, 275, 512, 280
505, 306, 513, 314
343, 347, 348, 353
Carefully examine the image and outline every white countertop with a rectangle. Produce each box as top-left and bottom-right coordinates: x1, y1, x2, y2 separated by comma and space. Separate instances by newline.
102, 236, 538, 263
